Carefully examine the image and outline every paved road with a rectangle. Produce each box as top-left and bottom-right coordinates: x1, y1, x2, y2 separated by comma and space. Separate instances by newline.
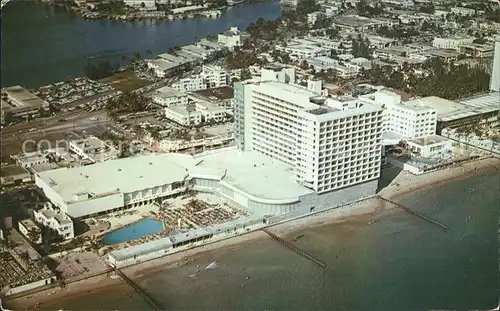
2, 110, 109, 142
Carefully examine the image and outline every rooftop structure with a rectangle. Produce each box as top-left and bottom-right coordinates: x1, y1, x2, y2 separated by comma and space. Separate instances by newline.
194, 149, 313, 201
35, 154, 189, 218
1, 86, 49, 124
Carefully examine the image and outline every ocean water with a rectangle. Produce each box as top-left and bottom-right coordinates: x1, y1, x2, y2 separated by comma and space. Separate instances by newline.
102, 218, 164, 245
16, 170, 499, 310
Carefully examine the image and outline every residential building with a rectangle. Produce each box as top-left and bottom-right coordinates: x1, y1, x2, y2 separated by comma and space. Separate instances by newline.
171, 76, 207, 92
164, 106, 203, 126
217, 27, 248, 50
18, 219, 42, 245
364, 90, 437, 140
307, 12, 325, 26
432, 36, 474, 50
123, 0, 156, 10
1, 86, 50, 125
407, 135, 453, 157
450, 7, 475, 16
201, 65, 228, 88
68, 136, 119, 163
457, 43, 494, 59
33, 203, 74, 240
260, 65, 296, 84
195, 101, 227, 122
147, 58, 184, 77
152, 86, 189, 107
284, 44, 329, 60
333, 15, 395, 32
233, 80, 384, 193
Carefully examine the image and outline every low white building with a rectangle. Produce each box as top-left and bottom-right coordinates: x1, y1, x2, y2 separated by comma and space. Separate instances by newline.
307, 12, 325, 26
165, 106, 203, 126
260, 66, 296, 84
69, 136, 119, 163
195, 101, 227, 122
152, 86, 189, 107
432, 36, 475, 50
451, 7, 475, 16
201, 65, 228, 88
171, 76, 207, 92
34, 203, 74, 240
18, 219, 42, 245
407, 135, 453, 157
147, 59, 181, 78
285, 44, 329, 60
123, 0, 156, 10
362, 90, 437, 141
218, 26, 248, 51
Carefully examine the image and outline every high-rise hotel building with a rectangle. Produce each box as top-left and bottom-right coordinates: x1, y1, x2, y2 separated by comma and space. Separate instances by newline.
234, 78, 384, 195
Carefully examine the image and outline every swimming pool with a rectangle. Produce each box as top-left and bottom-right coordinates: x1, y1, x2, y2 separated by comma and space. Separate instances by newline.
102, 218, 164, 245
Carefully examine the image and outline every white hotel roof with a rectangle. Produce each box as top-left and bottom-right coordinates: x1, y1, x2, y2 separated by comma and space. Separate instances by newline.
37, 154, 189, 203
194, 148, 313, 201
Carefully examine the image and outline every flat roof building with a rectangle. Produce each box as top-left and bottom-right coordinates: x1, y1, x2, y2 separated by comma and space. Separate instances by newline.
1, 86, 49, 125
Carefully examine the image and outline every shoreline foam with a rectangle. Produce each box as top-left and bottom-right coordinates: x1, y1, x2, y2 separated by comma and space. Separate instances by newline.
5, 157, 499, 309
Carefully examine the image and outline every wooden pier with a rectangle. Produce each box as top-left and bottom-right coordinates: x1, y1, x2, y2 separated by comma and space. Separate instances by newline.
114, 269, 162, 311
377, 196, 449, 231
262, 229, 327, 269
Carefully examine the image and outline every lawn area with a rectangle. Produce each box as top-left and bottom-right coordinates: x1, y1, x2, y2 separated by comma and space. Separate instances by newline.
100, 70, 152, 92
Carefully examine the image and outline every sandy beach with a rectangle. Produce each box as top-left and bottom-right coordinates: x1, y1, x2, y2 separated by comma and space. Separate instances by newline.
5, 156, 499, 310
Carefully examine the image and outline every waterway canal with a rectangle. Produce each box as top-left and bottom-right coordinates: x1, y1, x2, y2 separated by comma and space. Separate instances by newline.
1, 0, 281, 88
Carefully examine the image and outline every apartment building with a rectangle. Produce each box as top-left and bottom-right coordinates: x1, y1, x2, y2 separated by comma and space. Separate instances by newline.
201, 65, 228, 88
164, 106, 203, 126
307, 12, 325, 26
233, 80, 384, 193
285, 44, 329, 60
171, 76, 207, 92
18, 219, 42, 245
68, 136, 119, 163
450, 7, 475, 16
34, 203, 74, 241
363, 90, 437, 140
218, 27, 249, 50
152, 86, 189, 107
260, 66, 296, 84
195, 101, 227, 122
432, 36, 474, 50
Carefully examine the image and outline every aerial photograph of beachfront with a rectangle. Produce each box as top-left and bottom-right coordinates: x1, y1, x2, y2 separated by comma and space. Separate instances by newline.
0, 0, 499, 309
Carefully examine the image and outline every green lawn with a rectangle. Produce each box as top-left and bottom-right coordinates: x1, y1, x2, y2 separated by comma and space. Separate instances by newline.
100, 70, 152, 92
